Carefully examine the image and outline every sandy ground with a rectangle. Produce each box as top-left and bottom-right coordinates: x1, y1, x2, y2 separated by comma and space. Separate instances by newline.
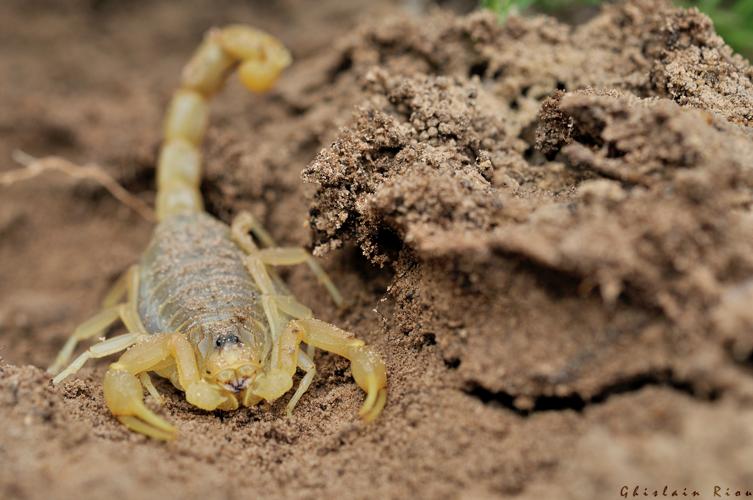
2, 0, 753, 499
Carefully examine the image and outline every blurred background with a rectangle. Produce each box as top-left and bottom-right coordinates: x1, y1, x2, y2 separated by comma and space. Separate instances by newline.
478, 0, 753, 58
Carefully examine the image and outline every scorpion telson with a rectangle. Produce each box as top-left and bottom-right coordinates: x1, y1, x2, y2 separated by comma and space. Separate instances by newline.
47, 25, 387, 440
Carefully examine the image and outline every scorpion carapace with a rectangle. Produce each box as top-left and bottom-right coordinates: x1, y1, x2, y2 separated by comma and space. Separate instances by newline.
47, 25, 387, 440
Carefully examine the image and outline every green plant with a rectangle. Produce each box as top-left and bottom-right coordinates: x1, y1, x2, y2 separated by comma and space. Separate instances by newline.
480, 0, 753, 59
678, 0, 753, 58
480, 0, 534, 21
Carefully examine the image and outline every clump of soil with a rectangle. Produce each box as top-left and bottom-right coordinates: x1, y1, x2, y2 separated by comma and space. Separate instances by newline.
304, 0, 753, 401
303, 69, 521, 264
3, 1, 753, 499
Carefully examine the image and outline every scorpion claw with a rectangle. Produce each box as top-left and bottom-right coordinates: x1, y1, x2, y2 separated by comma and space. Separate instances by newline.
347, 345, 388, 423
186, 379, 227, 410
250, 369, 294, 402
360, 388, 388, 423
118, 416, 176, 441
104, 368, 177, 440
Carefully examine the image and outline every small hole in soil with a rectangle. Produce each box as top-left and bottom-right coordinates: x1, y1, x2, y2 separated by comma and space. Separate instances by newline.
329, 55, 353, 80
421, 332, 437, 346
374, 226, 404, 261
606, 142, 627, 158
119, 158, 156, 194
556, 80, 567, 91
339, 244, 395, 295
468, 60, 489, 79
444, 357, 461, 369
200, 180, 232, 222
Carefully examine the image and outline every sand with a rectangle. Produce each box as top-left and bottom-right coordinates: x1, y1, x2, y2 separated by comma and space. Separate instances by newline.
2, 0, 753, 499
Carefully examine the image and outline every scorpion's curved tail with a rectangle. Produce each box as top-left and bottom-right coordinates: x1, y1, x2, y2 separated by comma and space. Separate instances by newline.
156, 26, 292, 221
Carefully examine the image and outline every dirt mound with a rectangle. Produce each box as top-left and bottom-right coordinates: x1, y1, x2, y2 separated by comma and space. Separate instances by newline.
3, 0, 753, 499
303, 69, 519, 264
304, 0, 753, 402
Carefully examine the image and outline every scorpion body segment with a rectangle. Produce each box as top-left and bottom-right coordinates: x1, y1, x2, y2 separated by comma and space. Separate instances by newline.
48, 25, 387, 440
138, 212, 266, 342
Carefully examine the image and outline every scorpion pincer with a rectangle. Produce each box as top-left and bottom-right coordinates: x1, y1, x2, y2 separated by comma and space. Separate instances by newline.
47, 25, 387, 440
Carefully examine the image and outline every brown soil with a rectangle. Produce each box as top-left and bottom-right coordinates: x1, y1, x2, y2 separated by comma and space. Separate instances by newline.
2, 1, 753, 499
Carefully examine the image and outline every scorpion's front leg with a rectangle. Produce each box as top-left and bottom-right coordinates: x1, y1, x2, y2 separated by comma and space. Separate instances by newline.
104, 333, 229, 440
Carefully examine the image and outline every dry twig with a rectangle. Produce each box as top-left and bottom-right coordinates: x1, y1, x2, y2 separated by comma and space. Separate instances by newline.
1, 151, 156, 222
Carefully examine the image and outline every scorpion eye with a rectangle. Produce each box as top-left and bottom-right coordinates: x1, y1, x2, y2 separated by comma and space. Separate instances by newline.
215, 334, 241, 347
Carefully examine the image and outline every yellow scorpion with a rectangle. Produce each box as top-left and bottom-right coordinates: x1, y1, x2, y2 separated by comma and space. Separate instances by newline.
48, 25, 387, 440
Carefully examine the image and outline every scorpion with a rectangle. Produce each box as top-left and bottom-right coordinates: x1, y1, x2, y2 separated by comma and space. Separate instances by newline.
47, 25, 387, 440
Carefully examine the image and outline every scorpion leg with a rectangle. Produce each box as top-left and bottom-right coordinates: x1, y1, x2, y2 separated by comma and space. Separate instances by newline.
231, 210, 296, 296
244, 255, 321, 411
232, 211, 342, 305
258, 295, 318, 412
232, 211, 293, 295
48, 305, 124, 375
101, 267, 131, 308
256, 248, 343, 306
52, 332, 143, 384
261, 294, 313, 337
244, 253, 290, 340
231, 211, 276, 249
243, 255, 331, 412
286, 349, 316, 415
104, 333, 230, 440
49, 266, 147, 375
139, 372, 164, 406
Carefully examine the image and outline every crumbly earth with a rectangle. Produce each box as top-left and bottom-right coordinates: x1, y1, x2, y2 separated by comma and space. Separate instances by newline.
2, 1, 753, 499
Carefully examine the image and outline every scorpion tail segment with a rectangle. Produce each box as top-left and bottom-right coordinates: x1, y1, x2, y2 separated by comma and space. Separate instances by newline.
104, 368, 177, 441
218, 25, 292, 93
156, 26, 291, 221
156, 91, 207, 220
